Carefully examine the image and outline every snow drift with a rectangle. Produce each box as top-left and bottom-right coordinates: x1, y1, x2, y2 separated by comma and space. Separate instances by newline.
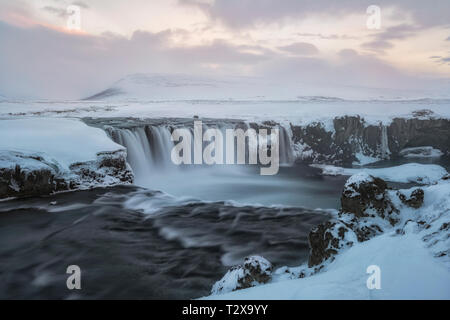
0, 118, 133, 199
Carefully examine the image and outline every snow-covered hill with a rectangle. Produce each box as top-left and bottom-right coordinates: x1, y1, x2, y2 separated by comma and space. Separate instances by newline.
84, 73, 279, 101
83, 73, 447, 102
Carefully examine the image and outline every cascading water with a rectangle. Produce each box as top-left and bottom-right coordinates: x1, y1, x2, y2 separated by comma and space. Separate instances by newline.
279, 125, 295, 164
104, 121, 311, 206
107, 122, 296, 177
380, 124, 391, 159
106, 125, 177, 181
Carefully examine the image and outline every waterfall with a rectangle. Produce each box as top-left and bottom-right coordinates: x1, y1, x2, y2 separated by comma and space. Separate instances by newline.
107, 125, 176, 177
106, 122, 296, 178
279, 126, 295, 164
380, 125, 391, 159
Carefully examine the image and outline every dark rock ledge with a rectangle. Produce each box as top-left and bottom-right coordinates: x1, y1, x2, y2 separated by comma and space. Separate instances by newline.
0, 150, 133, 200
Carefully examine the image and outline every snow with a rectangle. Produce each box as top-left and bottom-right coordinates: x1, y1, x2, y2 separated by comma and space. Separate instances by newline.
1, 98, 450, 128
0, 118, 125, 170
353, 153, 380, 165
211, 256, 272, 295
399, 146, 443, 158
311, 163, 448, 184
82, 73, 450, 102
203, 231, 450, 300
211, 268, 246, 295
204, 179, 450, 300
344, 172, 374, 188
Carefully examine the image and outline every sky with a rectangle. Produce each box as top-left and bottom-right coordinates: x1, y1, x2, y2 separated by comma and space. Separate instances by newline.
0, 0, 450, 99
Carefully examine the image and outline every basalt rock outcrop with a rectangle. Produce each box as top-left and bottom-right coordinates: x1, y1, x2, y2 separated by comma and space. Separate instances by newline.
291, 112, 450, 166
308, 172, 400, 267
0, 150, 133, 199
85, 113, 450, 169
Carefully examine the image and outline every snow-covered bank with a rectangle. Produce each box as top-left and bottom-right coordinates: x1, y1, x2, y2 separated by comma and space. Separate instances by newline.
0, 118, 124, 168
311, 163, 448, 184
0, 118, 133, 199
204, 175, 450, 300
204, 230, 450, 300
399, 146, 444, 158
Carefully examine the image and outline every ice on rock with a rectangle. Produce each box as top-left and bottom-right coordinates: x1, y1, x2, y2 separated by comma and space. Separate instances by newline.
312, 163, 448, 185
211, 256, 273, 295
0, 118, 133, 199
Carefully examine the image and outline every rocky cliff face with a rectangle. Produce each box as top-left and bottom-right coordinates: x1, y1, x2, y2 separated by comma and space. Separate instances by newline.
0, 150, 133, 199
388, 117, 450, 156
291, 113, 450, 165
85, 112, 450, 169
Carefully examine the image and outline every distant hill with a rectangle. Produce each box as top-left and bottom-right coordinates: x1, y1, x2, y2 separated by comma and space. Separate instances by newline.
83, 73, 276, 101
82, 73, 447, 102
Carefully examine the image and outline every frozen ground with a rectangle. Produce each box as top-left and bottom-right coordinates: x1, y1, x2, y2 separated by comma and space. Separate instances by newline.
204, 231, 450, 299
2, 73, 450, 126
0, 118, 124, 169
311, 163, 448, 184
1, 99, 450, 129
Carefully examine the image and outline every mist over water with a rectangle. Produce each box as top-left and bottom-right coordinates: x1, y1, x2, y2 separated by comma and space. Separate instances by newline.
108, 122, 345, 208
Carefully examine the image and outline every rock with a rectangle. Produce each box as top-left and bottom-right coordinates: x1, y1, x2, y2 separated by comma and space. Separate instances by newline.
0, 165, 66, 199
0, 150, 133, 200
290, 116, 450, 166
308, 220, 355, 267
211, 256, 273, 295
308, 173, 399, 267
412, 109, 435, 118
388, 118, 450, 157
397, 188, 424, 209
341, 172, 397, 219
399, 146, 443, 158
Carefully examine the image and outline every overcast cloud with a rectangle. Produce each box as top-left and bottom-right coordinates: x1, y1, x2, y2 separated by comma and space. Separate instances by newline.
0, 0, 449, 99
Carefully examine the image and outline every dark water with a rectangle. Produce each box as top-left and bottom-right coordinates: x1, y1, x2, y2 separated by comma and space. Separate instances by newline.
0, 186, 331, 299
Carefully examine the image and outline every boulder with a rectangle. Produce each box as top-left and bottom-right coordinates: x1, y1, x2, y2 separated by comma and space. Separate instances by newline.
308, 173, 398, 267
211, 256, 273, 295
341, 172, 397, 220
397, 188, 424, 209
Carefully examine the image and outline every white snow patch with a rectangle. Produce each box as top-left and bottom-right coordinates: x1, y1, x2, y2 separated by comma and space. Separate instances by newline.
203, 231, 450, 300
311, 163, 447, 185
400, 146, 443, 158
2, 98, 450, 127
344, 172, 374, 188
0, 118, 124, 170
353, 153, 381, 165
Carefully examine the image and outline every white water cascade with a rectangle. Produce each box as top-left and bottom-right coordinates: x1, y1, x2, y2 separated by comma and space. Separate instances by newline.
107, 122, 296, 181
102, 122, 347, 207
380, 125, 391, 159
